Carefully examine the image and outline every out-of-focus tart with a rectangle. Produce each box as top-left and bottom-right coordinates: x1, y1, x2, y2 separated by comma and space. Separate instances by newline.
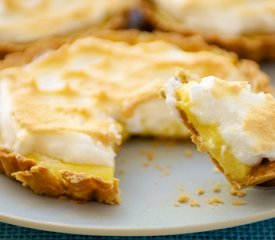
0, 31, 271, 203
0, 0, 135, 57
141, 0, 275, 61
164, 72, 275, 189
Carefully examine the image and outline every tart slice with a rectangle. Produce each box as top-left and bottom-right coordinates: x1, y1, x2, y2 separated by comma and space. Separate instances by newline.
164, 72, 275, 189
0, 32, 272, 203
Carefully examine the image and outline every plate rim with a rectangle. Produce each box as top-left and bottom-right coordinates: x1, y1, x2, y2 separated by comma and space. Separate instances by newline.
1, 209, 275, 236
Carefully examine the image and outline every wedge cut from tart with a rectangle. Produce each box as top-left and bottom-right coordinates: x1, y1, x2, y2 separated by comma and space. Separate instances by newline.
164, 72, 275, 189
140, 0, 275, 61
0, 32, 272, 203
0, 0, 135, 56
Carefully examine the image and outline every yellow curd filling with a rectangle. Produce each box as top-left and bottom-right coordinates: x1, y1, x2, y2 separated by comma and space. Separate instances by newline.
177, 87, 251, 181
25, 153, 114, 181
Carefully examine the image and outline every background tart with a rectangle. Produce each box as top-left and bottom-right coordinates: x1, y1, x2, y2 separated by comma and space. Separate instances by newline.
140, 0, 275, 61
165, 72, 275, 189
0, 31, 272, 203
0, 0, 135, 57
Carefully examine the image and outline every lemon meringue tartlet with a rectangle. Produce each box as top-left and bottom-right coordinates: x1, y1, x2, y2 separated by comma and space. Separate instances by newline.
0, 31, 271, 203
141, 0, 275, 61
0, 0, 135, 56
164, 72, 275, 188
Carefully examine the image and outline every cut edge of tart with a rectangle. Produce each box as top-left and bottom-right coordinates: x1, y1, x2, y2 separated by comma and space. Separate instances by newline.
0, 147, 120, 204
140, 0, 275, 61
164, 71, 275, 189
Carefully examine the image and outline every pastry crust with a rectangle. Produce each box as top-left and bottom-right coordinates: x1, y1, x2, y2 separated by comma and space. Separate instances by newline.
140, 0, 275, 61
0, 147, 120, 204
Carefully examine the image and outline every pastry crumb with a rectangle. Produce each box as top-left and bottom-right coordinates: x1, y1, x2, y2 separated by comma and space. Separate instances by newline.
183, 148, 193, 158
188, 200, 200, 207
141, 150, 155, 161
230, 189, 246, 197
232, 200, 246, 206
213, 167, 220, 173
117, 169, 124, 175
146, 152, 154, 161
155, 163, 164, 171
196, 188, 205, 195
207, 197, 224, 205
142, 161, 150, 167
155, 163, 171, 177
212, 184, 222, 193
177, 193, 189, 203
160, 170, 171, 177
174, 203, 181, 208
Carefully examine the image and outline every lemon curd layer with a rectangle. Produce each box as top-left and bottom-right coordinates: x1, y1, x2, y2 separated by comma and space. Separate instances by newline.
177, 89, 250, 180
26, 153, 113, 181
172, 76, 275, 181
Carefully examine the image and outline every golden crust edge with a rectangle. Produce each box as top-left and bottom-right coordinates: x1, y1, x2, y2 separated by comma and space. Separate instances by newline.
0, 147, 120, 204
177, 102, 275, 190
140, 0, 275, 61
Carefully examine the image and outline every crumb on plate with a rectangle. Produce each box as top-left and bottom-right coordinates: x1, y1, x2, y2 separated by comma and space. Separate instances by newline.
183, 148, 193, 158
188, 200, 200, 207
142, 161, 150, 167
232, 200, 246, 206
177, 193, 189, 203
230, 189, 246, 197
212, 184, 222, 193
207, 197, 224, 205
196, 188, 205, 195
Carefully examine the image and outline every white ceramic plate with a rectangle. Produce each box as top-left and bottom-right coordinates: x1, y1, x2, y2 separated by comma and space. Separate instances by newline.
0, 63, 274, 236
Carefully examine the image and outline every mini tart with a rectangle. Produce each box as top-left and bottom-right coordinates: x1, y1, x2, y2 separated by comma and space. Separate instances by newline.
165, 72, 275, 189
0, 32, 271, 203
0, 0, 135, 57
140, 0, 275, 61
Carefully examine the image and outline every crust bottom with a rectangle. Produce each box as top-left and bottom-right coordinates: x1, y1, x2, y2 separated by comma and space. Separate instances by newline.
140, 0, 275, 61
0, 147, 120, 204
